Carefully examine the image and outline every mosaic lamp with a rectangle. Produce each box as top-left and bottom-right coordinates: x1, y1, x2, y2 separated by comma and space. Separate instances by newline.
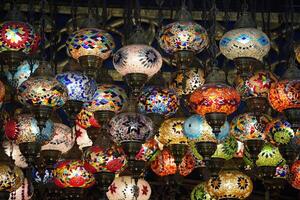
289, 160, 300, 190
206, 170, 253, 200
268, 64, 300, 131
106, 176, 151, 200
113, 44, 162, 96
191, 182, 215, 200
66, 28, 115, 76
190, 67, 240, 134
158, 4, 209, 69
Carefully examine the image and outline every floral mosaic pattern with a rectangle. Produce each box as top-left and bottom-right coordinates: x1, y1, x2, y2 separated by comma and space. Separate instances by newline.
230, 113, 272, 142
0, 21, 39, 54
53, 160, 95, 188
138, 86, 179, 117
268, 79, 300, 112
76, 108, 100, 129
265, 118, 295, 145
191, 183, 215, 200
84, 145, 126, 173
84, 84, 127, 113
0, 164, 24, 192
212, 136, 238, 160
113, 44, 162, 78
67, 28, 115, 60
256, 143, 285, 167
206, 170, 253, 199
158, 21, 209, 54
106, 176, 151, 200
56, 71, 97, 102
189, 83, 240, 116
220, 28, 270, 61
109, 112, 153, 144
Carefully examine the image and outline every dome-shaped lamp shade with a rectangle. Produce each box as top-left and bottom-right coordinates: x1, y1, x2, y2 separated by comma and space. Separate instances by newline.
264, 119, 295, 146
158, 21, 209, 54
5, 114, 54, 144
158, 117, 188, 145
41, 123, 75, 154
66, 28, 115, 61
17, 73, 68, 108
183, 114, 229, 143
219, 28, 270, 61
84, 145, 126, 174
189, 83, 240, 116
9, 178, 33, 200
230, 113, 272, 142
138, 86, 179, 117
84, 84, 128, 113
107, 176, 151, 200
268, 79, 300, 112
53, 160, 95, 188
236, 70, 278, 99
150, 149, 195, 177
256, 144, 285, 167
171, 68, 205, 97
0, 164, 24, 192
56, 72, 97, 102
290, 160, 300, 190
206, 170, 253, 199
6, 60, 38, 88
0, 21, 39, 54
191, 182, 215, 200
136, 138, 160, 162
212, 136, 238, 160
109, 112, 153, 144
113, 44, 163, 78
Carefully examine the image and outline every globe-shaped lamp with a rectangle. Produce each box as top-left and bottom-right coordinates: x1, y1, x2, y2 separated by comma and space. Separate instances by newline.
289, 160, 300, 190
265, 119, 294, 146
191, 182, 215, 200
158, 117, 187, 145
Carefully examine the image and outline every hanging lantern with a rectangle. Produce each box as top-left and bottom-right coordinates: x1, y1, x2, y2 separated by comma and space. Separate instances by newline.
9, 178, 33, 200
138, 86, 179, 118
106, 176, 151, 200
268, 65, 300, 130
191, 182, 215, 200
53, 160, 95, 188
190, 68, 240, 134
113, 44, 162, 95
150, 149, 195, 177
289, 160, 300, 190
265, 119, 295, 146
66, 28, 115, 76
0, 164, 24, 193
206, 170, 253, 199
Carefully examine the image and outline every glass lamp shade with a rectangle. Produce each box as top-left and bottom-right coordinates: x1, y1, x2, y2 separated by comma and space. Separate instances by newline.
138, 86, 179, 117
84, 84, 128, 113
53, 160, 95, 188
83, 145, 126, 174
6, 60, 38, 88
189, 83, 240, 116
212, 136, 238, 160
0, 21, 39, 54
107, 176, 151, 200
256, 143, 285, 167
171, 68, 205, 97
113, 44, 162, 78
235, 70, 278, 99
191, 182, 215, 200
150, 149, 195, 176
66, 28, 115, 60
158, 117, 188, 145
268, 79, 300, 112
41, 123, 75, 154
230, 113, 272, 142
219, 28, 270, 61
136, 138, 160, 162
32, 168, 53, 184
0, 164, 24, 192
158, 21, 209, 54
290, 160, 300, 190
264, 119, 294, 145
5, 114, 54, 144
109, 112, 153, 144
56, 72, 97, 102
9, 178, 33, 200
76, 108, 100, 129
17, 75, 68, 108
183, 114, 229, 142
206, 170, 253, 199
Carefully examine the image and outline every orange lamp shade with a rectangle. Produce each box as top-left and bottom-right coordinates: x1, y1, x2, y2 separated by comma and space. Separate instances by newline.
189, 83, 240, 116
